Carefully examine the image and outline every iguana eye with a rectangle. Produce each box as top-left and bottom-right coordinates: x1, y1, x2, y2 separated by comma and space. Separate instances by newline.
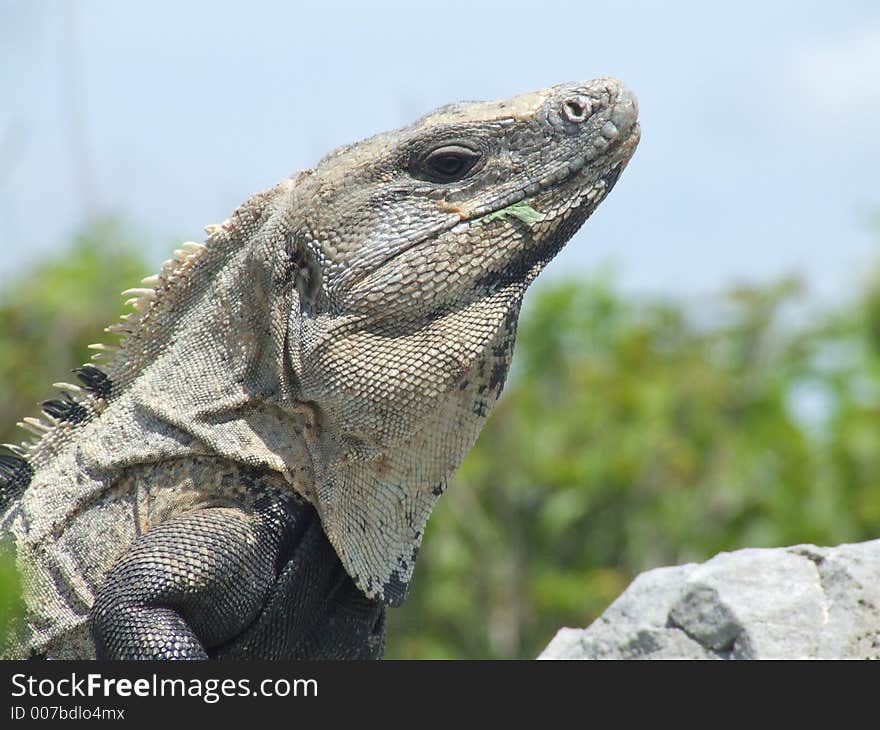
414, 144, 482, 183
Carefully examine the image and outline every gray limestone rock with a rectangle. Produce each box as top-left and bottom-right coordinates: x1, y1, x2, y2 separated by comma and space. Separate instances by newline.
539, 540, 880, 659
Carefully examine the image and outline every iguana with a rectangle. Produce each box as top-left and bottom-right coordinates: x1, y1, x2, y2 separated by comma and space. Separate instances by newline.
0, 77, 639, 659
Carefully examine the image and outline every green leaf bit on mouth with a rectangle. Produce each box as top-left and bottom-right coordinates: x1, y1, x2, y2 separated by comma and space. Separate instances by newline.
483, 201, 545, 226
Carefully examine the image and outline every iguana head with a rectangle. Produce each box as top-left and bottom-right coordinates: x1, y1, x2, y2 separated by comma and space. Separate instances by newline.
293, 77, 639, 319
285, 78, 640, 603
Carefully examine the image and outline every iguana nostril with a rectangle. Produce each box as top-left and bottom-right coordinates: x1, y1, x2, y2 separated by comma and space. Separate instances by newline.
562, 97, 591, 123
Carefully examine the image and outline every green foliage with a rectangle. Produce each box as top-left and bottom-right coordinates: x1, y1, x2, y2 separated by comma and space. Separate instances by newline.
0, 219, 149, 447
484, 202, 545, 226
388, 273, 880, 659
0, 540, 23, 642
1, 220, 879, 659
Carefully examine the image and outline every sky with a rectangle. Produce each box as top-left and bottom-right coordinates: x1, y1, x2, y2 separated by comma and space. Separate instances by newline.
1, 0, 879, 302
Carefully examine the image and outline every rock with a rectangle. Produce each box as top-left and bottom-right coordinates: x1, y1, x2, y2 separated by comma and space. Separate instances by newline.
539, 540, 880, 659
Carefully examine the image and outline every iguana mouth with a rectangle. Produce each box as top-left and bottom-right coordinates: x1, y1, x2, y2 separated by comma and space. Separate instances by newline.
346, 123, 641, 297
471, 122, 642, 224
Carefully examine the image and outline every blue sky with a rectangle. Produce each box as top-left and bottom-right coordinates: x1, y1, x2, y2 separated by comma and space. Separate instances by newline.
2, 0, 879, 301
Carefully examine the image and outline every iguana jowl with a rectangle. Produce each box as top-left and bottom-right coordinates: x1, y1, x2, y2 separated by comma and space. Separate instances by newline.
0, 77, 639, 659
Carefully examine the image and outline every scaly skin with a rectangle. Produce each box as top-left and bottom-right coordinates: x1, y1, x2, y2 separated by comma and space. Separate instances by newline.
0, 77, 639, 659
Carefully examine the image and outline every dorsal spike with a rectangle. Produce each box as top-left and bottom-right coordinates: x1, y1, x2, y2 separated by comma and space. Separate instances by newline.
105, 323, 132, 335
72, 364, 112, 398
87, 343, 119, 352
0, 451, 34, 507
41, 398, 89, 424
124, 298, 149, 312
120, 288, 156, 299
18, 418, 51, 436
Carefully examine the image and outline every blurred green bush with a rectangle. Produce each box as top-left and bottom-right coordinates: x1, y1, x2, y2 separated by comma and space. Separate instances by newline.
0, 220, 148, 448
1, 221, 878, 659
390, 271, 880, 657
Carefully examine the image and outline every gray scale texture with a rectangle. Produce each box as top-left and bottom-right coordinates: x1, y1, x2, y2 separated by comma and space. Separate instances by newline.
539, 540, 880, 660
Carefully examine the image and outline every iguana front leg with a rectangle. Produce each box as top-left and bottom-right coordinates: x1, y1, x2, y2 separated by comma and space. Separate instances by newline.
89, 497, 385, 660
